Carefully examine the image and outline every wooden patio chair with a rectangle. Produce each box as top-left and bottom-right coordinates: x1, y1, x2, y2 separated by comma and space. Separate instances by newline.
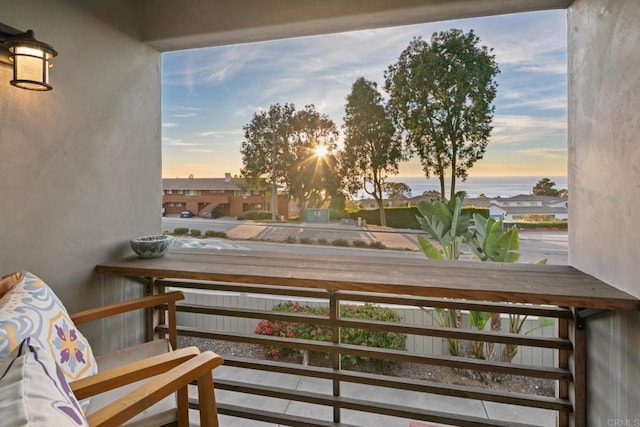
0, 271, 223, 427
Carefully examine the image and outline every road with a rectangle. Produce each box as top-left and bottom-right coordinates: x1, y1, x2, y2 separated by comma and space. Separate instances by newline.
162, 216, 568, 265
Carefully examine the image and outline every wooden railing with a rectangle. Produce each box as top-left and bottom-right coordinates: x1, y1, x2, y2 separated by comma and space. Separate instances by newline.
156, 278, 573, 426
96, 250, 640, 426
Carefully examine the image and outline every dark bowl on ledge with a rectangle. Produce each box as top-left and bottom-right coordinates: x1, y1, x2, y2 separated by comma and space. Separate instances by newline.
130, 235, 174, 258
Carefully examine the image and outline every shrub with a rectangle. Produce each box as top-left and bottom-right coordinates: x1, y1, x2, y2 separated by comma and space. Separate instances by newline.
331, 238, 349, 247
351, 239, 368, 248
173, 227, 189, 235
242, 210, 275, 220
368, 241, 386, 249
317, 238, 328, 245
283, 236, 297, 244
254, 301, 406, 371
190, 229, 201, 237
204, 230, 227, 238
299, 237, 315, 245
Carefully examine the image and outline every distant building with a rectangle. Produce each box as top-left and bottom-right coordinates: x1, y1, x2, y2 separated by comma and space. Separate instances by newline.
488, 194, 568, 221
162, 174, 286, 218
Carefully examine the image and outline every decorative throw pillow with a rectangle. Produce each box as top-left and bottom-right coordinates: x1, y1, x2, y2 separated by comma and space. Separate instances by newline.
0, 271, 98, 410
0, 337, 88, 426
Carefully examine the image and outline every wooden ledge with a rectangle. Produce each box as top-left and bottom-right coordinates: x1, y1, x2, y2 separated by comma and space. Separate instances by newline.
96, 250, 640, 311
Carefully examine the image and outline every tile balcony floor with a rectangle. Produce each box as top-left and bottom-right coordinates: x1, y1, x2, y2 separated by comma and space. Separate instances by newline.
189, 365, 556, 427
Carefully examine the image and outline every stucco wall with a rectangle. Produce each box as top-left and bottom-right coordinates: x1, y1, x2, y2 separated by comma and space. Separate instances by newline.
568, 0, 640, 423
0, 0, 160, 353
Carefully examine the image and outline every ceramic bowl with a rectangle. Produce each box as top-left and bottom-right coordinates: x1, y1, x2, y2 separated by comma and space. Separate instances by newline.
130, 235, 174, 258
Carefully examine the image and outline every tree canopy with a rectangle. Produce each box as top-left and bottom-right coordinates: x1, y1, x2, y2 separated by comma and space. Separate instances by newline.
384, 29, 499, 200
240, 103, 342, 209
340, 77, 404, 226
384, 182, 412, 200
532, 177, 564, 197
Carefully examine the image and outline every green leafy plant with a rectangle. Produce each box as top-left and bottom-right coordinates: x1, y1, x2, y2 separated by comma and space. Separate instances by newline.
283, 236, 297, 244
190, 229, 201, 237
415, 194, 471, 261
299, 237, 315, 245
415, 193, 471, 356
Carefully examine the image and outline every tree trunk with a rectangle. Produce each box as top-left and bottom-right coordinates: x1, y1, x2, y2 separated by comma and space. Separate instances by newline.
375, 178, 386, 227
450, 147, 457, 200
376, 198, 386, 227
439, 174, 446, 201
450, 173, 457, 201
486, 312, 501, 361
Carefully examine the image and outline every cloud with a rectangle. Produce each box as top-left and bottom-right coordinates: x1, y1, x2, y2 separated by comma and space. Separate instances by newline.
172, 112, 197, 118
193, 129, 244, 139
490, 115, 567, 145
501, 94, 567, 111
517, 147, 567, 159
162, 137, 201, 147
162, 122, 178, 128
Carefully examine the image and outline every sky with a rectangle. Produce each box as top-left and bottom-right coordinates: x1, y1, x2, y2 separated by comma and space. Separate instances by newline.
161, 10, 567, 179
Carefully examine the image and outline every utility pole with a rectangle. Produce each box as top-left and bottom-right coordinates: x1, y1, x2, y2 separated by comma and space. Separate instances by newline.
271, 118, 277, 221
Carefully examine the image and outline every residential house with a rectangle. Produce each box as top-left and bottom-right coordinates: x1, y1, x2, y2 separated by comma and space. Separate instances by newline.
489, 194, 568, 221
163, 174, 267, 217
2, 0, 639, 424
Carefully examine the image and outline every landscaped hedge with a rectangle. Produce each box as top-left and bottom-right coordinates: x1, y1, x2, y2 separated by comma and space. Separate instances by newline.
238, 210, 273, 220
254, 301, 406, 371
505, 221, 568, 230
349, 206, 489, 229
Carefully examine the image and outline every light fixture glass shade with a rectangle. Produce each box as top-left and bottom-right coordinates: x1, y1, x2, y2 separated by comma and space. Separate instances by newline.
4, 30, 57, 91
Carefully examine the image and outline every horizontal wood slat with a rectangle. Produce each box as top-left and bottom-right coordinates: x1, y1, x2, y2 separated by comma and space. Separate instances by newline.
221, 356, 572, 411
70, 291, 184, 325
175, 303, 571, 350
173, 326, 571, 380
211, 402, 359, 427
214, 380, 539, 427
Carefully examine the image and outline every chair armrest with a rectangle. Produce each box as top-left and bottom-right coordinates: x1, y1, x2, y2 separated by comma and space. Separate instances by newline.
70, 291, 184, 325
86, 351, 224, 427
70, 346, 200, 400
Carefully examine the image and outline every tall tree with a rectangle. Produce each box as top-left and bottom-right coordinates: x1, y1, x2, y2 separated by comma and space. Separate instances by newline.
341, 77, 404, 227
532, 177, 561, 196
240, 103, 342, 211
287, 105, 341, 209
383, 182, 412, 200
385, 29, 500, 200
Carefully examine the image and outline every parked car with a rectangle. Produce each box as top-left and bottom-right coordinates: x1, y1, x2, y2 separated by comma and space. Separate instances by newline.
180, 210, 194, 218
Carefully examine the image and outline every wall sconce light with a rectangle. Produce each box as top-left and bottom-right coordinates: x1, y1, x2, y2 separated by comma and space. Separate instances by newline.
0, 23, 58, 91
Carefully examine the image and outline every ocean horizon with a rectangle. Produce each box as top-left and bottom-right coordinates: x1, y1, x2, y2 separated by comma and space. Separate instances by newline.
387, 176, 568, 199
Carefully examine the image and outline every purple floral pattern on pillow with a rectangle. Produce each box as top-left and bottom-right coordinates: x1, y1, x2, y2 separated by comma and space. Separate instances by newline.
0, 271, 97, 411
51, 315, 89, 376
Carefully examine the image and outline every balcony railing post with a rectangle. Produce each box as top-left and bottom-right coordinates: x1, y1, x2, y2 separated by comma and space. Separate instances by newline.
557, 315, 569, 427
329, 290, 341, 423
569, 308, 586, 427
